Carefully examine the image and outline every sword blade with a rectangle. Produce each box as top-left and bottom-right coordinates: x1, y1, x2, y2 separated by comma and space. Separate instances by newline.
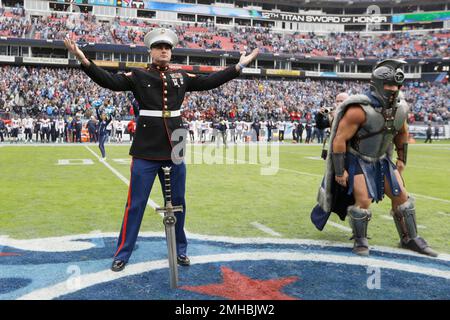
160, 166, 181, 289
164, 222, 178, 289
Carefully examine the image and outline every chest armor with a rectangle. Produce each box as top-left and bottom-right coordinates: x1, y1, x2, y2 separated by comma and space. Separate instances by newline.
349, 99, 408, 159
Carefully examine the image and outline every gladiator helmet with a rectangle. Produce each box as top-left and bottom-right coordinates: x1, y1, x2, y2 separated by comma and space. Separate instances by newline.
370, 59, 406, 109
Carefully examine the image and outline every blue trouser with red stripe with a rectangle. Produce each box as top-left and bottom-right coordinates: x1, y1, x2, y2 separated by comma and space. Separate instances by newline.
113, 157, 187, 263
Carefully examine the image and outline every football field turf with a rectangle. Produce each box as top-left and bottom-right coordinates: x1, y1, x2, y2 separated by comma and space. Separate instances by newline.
0, 141, 449, 254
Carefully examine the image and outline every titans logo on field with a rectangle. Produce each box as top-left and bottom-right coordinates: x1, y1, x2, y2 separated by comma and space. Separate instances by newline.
0, 234, 449, 300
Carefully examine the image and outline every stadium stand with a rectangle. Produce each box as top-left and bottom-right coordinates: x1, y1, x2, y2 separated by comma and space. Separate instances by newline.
1, 8, 448, 59
0, 1, 448, 139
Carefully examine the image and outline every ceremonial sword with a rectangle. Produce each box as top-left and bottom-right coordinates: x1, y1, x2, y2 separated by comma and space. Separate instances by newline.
156, 166, 183, 289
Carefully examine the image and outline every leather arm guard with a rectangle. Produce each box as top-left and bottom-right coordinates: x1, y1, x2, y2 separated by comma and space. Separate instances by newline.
396, 143, 408, 165
332, 152, 346, 177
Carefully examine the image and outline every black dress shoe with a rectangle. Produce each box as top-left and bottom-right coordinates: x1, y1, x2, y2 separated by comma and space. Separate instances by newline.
111, 260, 126, 272
177, 255, 190, 266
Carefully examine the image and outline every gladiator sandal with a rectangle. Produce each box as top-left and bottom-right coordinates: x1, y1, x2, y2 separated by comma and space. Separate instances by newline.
348, 206, 372, 256
391, 198, 438, 257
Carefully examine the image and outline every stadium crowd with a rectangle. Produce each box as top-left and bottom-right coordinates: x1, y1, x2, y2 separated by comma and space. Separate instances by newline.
174, 25, 450, 59
1, 8, 449, 59
33, 11, 114, 44
0, 66, 133, 119
0, 6, 31, 38
0, 66, 448, 126
1, 6, 448, 143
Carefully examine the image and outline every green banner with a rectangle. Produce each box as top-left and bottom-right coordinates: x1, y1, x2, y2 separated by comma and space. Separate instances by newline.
393, 10, 450, 23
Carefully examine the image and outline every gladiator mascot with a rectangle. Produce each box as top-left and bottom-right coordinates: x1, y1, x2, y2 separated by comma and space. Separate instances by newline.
310, 59, 438, 257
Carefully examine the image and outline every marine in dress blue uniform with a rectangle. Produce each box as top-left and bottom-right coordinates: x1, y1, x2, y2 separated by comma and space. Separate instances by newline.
65, 28, 258, 271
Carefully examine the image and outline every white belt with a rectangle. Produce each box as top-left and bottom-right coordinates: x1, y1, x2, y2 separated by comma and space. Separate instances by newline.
139, 110, 181, 118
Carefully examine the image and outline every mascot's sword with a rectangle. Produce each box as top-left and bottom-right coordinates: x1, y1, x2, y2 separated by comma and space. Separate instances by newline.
156, 167, 183, 289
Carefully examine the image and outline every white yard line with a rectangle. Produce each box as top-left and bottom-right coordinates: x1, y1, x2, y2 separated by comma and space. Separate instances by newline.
84, 146, 161, 214
250, 222, 282, 237
2, 142, 449, 148
276, 166, 322, 178
0, 142, 322, 148
189, 153, 450, 202
327, 221, 352, 233
3, 144, 449, 204
437, 212, 450, 217
2, 231, 448, 261
87, 146, 450, 204
189, 150, 322, 178
380, 215, 426, 229
407, 164, 450, 172
410, 144, 450, 147
410, 193, 450, 204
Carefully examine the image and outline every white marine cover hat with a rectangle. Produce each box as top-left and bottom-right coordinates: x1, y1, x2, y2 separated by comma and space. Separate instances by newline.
144, 28, 178, 49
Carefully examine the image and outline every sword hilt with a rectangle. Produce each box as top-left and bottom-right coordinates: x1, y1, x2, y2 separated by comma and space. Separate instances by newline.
156, 166, 183, 215
162, 166, 172, 204
163, 215, 177, 226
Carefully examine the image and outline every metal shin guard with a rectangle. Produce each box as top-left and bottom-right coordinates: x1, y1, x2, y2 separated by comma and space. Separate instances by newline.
391, 198, 438, 257
348, 206, 372, 256
391, 198, 417, 242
